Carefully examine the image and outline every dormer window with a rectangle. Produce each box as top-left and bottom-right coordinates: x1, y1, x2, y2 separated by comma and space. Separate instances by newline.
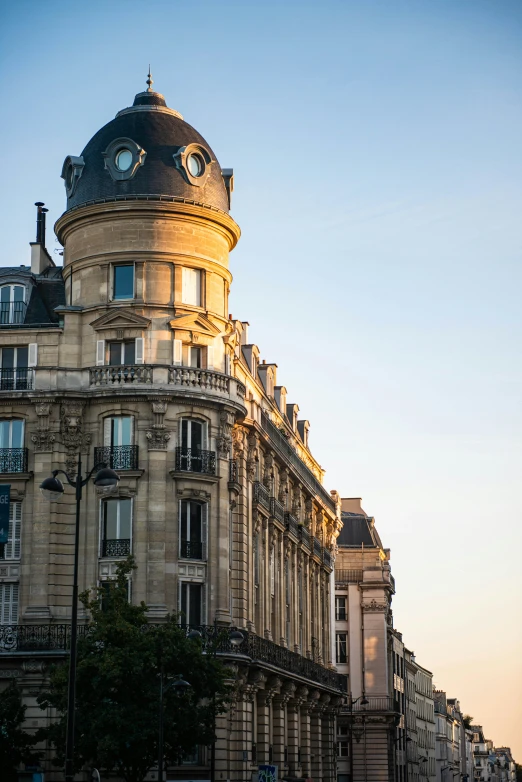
0, 285, 26, 325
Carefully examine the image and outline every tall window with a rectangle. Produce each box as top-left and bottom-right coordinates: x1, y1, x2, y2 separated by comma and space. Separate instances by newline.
179, 582, 203, 626
101, 498, 132, 558
0, 420, 25, 473
0, 347, 31, 391
189, 347, 202, 368
335, 596, 347, 621
179, 500, 206, 560
0, 285, 25, 325
336, 632, 347, 664
109, 342, 135, 365
0, 583, 19, 624
181, 268, 202, 306
0, 502, 21, 560
105, 416, 133, 447
101, 416, 136, 470
113, 265, 134, 300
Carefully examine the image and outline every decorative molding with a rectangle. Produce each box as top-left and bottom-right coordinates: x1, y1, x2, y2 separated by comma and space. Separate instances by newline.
362, 599, 388, 613
217, 410, 234, 458
90, 308, 151, 332
31, 399, 55, 452
60, 400, 91, 476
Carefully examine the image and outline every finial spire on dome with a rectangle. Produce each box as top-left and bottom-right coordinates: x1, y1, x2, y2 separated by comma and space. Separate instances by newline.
146, 66, 154, 92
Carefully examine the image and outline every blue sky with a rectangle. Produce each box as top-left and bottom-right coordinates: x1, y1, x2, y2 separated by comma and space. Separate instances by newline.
2, 0, 521, 752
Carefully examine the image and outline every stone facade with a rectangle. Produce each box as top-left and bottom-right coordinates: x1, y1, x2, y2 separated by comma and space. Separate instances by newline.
0, 84, 345, 781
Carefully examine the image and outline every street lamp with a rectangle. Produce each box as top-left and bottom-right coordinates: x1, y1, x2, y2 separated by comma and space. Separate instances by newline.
40, 455, 119, 782
158, 673, 191, 782
188, 626, 245, 782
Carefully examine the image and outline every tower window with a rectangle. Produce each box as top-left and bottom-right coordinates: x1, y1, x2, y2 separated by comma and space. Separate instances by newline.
109, 342, 135, 365
181, 268, 202, 307
113, 265, 134, 300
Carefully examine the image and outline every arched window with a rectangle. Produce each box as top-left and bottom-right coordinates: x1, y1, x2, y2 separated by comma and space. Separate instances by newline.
0, 285, 26, 325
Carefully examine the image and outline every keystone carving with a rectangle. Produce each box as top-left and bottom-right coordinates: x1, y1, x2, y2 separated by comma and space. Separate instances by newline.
246, 432, 258, 481
278, 468, 289, 504
231, 425, 245, 459
263, 452, 274, 489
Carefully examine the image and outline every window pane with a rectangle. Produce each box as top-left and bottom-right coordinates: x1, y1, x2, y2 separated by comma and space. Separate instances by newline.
114, 265, 134, 299
181, 419, 188, 450
17, 347, 28, 368
190, 420, 203, 451
13, 286, 24, 302
189, 503, 202, 542
11, 421, 23, 448
0, 287, 10, 303
120, 417, 132, 445
180, 501, 188, 541
109, 343, 122, 366
1, 349, 14, 369
119, 499, 132, 538
190, 347, 201, 368
104, 501, 119, 539
124, 342, 135, 364
189, 584, 202, 625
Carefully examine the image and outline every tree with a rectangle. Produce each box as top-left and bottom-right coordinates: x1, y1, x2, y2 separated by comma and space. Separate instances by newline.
0, 680, 37, 782
37, 557, 231, 782
462, 714, 474, 729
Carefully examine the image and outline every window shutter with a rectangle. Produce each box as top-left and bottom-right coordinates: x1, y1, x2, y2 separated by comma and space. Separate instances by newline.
201, 583, 207, 625
195, 270, 202, 307
135, 337, 144, 364
28, 343, 38, 367
5, 502, 21, 560
103, 417, 112, 447
173, 339, 182, 366
0, 583, 19, 624
202, 503, 208, 561
206, 345, 214, 370
96, 340, 105, 366
225, 352, 231, 376
182, 268, 189, 304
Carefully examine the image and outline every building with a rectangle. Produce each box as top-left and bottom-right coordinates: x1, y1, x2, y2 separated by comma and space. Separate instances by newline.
0, 78, 346, 781
333, 498, 435, 782
434, 692, 467, 782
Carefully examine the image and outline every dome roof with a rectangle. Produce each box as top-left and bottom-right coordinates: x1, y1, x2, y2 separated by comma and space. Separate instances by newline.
62, 79, 230, 213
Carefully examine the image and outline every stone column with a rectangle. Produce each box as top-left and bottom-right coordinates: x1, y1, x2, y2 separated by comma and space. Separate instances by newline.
272, 695, 286, 773
288, 686, 307, 777
300, 695, 317, 779
310, 708, 323, 782
321, 707, 335, 782
257, 690, 271, 765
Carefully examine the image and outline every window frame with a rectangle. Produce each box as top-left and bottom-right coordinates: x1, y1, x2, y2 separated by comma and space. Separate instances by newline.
100, 497, 133, 557
1, 502, 22, 561
181, 267, 202, 307
112, 264, 135, 301
179, 580, 205, 627
335, 595, 347, 621
0, 284, 26, 325
336, 632, 347, 664
0, 582, 19, 624
179, 499, 207, 561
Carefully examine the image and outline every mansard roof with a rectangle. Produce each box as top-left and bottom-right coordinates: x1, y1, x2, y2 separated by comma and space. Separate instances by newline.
337, 511, 384, 548
0, 265, 64, 327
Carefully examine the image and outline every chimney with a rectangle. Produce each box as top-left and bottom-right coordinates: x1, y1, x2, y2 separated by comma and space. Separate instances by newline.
31, 202, 55, 274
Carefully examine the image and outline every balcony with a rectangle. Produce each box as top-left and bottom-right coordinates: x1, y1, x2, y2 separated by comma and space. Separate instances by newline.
0, 448, 28, 473
229, 459, 239, 483
175, 447, 216, 475
101, 539, 131, 558
299, 525, 311, 548
0, 301, 27, 326
335, 569, 363, 583
94, 445, 139, 471
284, 512, 299, 537
169, 366, 245, 398
340, 696, 398, 713
0, 624, 91, 652
253, 481, 270, 511
323, 547, 333, 569
0, 368, 33, 391
313, 537, 322, 558
90, 365, 153, 386
269, 497, 285, 523
180, 540, 203, 560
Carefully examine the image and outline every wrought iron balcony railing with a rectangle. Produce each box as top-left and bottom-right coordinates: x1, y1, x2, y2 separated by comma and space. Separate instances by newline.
299, 525, 311, 549
340, 696, 398, 713
0, 622, 347, 693
323, 547, 333, 569
0, 448, 28, 473
101, 539, 131, 558
0, 301, 27, 325
229, 459, 239, 484
335, 569, 363, 584
0, 368, 34, 391
313, 537, 322, 558
89, 365, 153, 386
284, 512, 299, 537
175, 447, 216, 475
94, 445, 139, 471
253, 481, 270, 511
269, 497, 285, 523
180, 540, 203, 560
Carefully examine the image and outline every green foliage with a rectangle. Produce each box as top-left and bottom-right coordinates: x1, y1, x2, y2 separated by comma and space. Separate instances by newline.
0, 681, 37, 782
37, 557, 231, 782
462, 714, 474, 729
516, 763, 522, 782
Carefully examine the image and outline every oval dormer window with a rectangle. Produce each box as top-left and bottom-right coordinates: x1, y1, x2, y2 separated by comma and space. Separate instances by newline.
187, 153, 203, 178
116, 148, 133, 172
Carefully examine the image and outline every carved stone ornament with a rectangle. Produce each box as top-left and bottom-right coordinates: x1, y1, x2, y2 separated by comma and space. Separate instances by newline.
146, 429, 170, 451
304, 497, 313, 528
246, 432, 258, 481
31, 431, 56, 452
263, 452, 274, 489
264, 676, 283, 705
60, 400, 91, 476
278, 468, 289, 504
31, 399, 55, 452
0, 669, 22, 679
217, 410, 235, 458
362, 599, 388, 613
22, 659, 46, 674
231, 425, 245, 459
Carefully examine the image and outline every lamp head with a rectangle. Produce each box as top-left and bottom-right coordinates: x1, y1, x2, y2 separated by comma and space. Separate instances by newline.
172, 674, 191, 693
40, 473, 64, 501
229, 629, 245, 648
187, 629, 202, 641
360, 696, 369, 706
93, 466, 120, 488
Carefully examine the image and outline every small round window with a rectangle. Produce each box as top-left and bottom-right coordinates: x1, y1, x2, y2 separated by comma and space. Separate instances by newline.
187, 153, 203, 178
115, 148, 133, 172
65, 164, 74, 190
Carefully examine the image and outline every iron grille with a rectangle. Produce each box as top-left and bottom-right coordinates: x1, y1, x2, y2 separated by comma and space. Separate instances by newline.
284, 512, 299, 537
175, 447, 216, 475
94, 445, 139, 471
0, 368, 33, 391
299, 526, 311, 548
340, 696, 397, 713
101, 539, 131, 558
269, 497, 285, 523
0, 623, 90, 653
229, 459, 239, 483
0, 301, 27, 325
0, 448, 28, 473
253, 481, 270, 510
313, 537, 322, 558
322, 548, 333, 568
180, 540, 203, 560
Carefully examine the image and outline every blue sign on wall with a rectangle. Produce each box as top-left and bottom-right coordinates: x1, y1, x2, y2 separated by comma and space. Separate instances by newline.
0, 485, 10, 544
258, 766, 278, 782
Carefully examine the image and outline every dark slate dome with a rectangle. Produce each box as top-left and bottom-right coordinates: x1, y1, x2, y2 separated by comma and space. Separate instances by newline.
63, 81, 230, 213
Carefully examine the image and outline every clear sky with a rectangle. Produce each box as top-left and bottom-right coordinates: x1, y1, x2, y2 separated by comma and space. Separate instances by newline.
2, 0, 521, 756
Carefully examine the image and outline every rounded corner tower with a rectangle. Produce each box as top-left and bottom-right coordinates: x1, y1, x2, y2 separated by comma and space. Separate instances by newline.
55, 77, 240, 346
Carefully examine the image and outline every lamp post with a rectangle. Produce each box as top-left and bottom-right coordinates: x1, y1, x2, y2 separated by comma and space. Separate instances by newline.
188, 626, 245, 782
158, 672, 192, 782
348, 695, 369, 782
40, 455, 120, 782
